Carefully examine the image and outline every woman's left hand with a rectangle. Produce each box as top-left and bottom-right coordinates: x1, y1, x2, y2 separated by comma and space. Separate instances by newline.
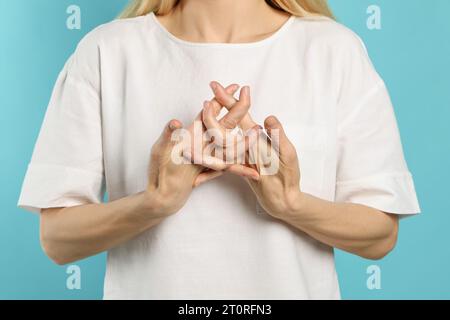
205, 81, 303, 219
206, 81, 399, 261
246, 116, 303, 219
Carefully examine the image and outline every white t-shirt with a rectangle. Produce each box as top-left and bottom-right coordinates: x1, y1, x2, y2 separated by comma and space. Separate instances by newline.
18, 12, 420, 300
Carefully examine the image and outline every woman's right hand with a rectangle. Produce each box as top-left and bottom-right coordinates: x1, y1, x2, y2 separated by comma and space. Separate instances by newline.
146, 118, 215, 217
37, 84, 257, 265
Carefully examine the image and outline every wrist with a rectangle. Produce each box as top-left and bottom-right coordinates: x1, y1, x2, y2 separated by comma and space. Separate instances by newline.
274, 189, 307, 222
140, 189, 172, 219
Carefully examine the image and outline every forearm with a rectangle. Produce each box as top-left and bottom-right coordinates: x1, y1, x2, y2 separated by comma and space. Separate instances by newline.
40, 191, 164, 265
279, 192, 399, 260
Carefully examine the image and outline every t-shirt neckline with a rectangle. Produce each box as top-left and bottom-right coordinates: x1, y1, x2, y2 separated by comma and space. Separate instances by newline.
148, 11, 296, 48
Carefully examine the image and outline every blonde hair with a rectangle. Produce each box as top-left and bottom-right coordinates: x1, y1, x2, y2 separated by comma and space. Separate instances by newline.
119, 0, 334, 19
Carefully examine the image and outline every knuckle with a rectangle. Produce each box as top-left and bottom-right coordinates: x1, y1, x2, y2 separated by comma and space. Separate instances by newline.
285, 149, 297, 162
151, 144, 160, 155
221, 117, 237, 129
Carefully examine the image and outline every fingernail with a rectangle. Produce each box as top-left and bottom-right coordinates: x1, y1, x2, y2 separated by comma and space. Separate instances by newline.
210, 82, 217, 91
244, 173, 259, 181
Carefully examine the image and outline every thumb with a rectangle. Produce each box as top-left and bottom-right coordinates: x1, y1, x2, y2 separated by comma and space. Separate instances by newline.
263, 116, 294, 161
149, 120, 184, 189
159, 119, 183, 145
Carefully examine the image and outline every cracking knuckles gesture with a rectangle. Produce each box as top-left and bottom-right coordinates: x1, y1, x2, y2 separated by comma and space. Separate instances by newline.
204, 81, 303, 219
40, 80, 400, 266
146, 80, 398, 261
149, 79, 303, 220
147, 83, 261, 217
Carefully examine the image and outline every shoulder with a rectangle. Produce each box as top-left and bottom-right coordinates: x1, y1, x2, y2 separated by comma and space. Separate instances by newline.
75, 15, 150, 53
289, 16, 368, 56
64, 15, 150, 74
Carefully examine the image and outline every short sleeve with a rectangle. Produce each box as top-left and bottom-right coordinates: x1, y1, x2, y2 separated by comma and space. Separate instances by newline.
18, 31, 105, 213
335, 33, 420, 216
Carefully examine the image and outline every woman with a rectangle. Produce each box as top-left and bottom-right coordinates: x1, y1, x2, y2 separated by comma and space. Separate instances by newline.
18, 0, 420, 299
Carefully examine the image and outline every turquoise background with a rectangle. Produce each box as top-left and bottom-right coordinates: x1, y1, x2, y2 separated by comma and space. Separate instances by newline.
1, 0, 449, 299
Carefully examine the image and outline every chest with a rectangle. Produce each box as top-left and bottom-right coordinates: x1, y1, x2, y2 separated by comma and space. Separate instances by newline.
101, 48, 338, 200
